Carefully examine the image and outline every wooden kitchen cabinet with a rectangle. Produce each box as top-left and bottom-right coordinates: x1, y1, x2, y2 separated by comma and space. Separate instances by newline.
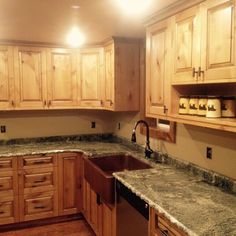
58, 152, 82, 215
0, 46, 14, 110
18, 153, 58, 222
47, 48, 78, 108
103, 38, 140, 111
0, 157, 19, 225
78, 47, 104, 108
14, 46, 47, 109
149, 208, 188, 236
172, 0, 236, 84
146, 18, 172, 118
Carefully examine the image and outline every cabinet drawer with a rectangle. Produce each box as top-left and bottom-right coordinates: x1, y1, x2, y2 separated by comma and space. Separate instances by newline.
0, 176, 13, 191
19, 167, 57, 195
24, 172, 54, 188
0, 195, 19, 225
0, 157, 17, 171
18, 154, 57, 169
19, 191, 58, 221
26, 196, 53, 214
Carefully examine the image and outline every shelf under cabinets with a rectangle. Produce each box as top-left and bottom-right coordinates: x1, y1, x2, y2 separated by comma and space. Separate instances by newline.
169, 114, 236, 132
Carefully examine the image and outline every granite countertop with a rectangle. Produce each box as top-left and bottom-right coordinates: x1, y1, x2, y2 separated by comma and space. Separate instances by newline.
0, 139, 235, 236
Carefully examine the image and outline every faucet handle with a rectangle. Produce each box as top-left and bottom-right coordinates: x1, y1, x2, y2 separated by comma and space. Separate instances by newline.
145, 146, 153, 159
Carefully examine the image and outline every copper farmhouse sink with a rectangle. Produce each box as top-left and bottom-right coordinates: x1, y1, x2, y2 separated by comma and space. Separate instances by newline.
84, 155, 152, 204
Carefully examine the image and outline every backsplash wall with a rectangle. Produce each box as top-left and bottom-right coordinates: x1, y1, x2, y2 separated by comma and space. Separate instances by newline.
113, 112, 236, 180
0, 110, 116, 140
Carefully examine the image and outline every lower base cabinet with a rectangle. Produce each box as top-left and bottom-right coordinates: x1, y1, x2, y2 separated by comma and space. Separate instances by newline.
0, 152, 83, 226
82, 178, 115, 236
149, 208, 187, 236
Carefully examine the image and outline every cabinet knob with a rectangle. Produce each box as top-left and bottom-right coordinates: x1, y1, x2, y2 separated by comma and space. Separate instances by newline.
48, 100, 52, 107
44, 100, 47, 106
163, 105, 168, 114
11, 100, 15, 107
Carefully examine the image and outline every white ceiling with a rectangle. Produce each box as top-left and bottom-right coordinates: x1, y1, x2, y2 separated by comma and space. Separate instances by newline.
0, 0, 178, 45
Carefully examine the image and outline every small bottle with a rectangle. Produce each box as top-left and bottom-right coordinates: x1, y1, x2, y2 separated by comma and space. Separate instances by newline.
198, 96, 207, 116
189, 96, 199, 115
179, 96, 190, 115
221, 96, 236, 118
206, 96, 221, 118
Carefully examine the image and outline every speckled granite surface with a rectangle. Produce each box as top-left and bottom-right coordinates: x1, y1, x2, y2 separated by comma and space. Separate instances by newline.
0, 135, 235, 236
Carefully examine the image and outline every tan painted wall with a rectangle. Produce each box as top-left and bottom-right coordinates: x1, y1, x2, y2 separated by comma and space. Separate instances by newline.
113, 112, 236, 180
0, 110, 116, 140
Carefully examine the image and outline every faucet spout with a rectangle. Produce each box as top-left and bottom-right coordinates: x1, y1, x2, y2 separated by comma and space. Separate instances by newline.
131, 120, 153, 159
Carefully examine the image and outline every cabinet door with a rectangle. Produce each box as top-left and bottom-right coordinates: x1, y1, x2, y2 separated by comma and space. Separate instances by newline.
104, 43, 115, 109
78, 48, 103, 108
47, 48, 77, 108
58, 153, 82, 215
102, 203, 115, 236
0, 46, 14, 110
14, 46, 47, 109
146, 19, 171, 117
172, 6, 201, 84
200, 0, 236, 83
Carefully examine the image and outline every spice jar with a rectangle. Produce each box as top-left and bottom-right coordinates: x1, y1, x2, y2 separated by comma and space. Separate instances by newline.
221, 96, 236, 118
179, 96, 190, 115
198, 96, 208, 116
206, 96, 221, 118
189, 96, 199, 115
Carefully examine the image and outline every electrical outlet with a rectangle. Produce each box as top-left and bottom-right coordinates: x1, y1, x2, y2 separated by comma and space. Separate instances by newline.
0, 125, 6, 133
91, 121, 96, 129
118, 122, 121, 130
206, 147, 212, 159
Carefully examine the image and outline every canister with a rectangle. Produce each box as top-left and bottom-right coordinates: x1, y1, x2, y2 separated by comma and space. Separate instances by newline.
206, 96, 221, 118
221, 96, 236, 118
198, 96, 207, 116
189, 96, 199, 115
179, 96, 190, 114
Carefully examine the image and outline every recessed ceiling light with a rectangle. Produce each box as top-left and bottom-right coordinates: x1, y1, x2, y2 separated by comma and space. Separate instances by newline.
66, 26, 85, 48
115, 0, 152, 16
71, 5, 80, 9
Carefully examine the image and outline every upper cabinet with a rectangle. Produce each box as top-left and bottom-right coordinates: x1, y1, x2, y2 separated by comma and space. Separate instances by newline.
0, 46, 14, 110
104, 38, 140, 111
14, 46, 47, 110
172, 0, 236, 84
47, 48, 77, 109
78, 47, 103, 108
146, 19, 171, 117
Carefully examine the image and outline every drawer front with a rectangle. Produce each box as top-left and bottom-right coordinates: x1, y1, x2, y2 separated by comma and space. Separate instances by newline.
26, 196, 53, 214
19, 154, 57, 169
0, 195, 19, 225
24, 172, 53, 188
20, 191, 58, 221
0, 157, 17, 171
0, 176, 13, 191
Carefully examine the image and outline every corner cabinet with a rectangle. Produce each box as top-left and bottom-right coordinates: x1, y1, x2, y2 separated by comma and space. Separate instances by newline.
146, 0, 236, 133
146, 19, 171, 118
103, 38, 140, 111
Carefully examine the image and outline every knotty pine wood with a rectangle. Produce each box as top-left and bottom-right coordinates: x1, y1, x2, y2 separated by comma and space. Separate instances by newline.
0, 45, 14, 110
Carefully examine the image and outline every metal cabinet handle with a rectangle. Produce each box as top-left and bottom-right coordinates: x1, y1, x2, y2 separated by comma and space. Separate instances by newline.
33, 160, 49, 165
44, 100, 47, 106
34, 205, 46, 209
192, 67, 198, 78
11, 100, 15, 107
198, 66, 204, 77
34, 178, 46, 184
163, 105, 168, 114
48, 100, 52, 107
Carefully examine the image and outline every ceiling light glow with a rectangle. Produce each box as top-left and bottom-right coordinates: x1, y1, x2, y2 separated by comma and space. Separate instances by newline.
115, 0, 152, 16
66, 26, 85, 47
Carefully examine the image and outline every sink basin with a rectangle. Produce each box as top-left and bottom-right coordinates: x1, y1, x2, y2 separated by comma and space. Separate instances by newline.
84, 155, 152, 204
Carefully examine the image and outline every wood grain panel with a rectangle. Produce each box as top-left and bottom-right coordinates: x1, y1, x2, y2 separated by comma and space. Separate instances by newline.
0, 46, 14, 110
